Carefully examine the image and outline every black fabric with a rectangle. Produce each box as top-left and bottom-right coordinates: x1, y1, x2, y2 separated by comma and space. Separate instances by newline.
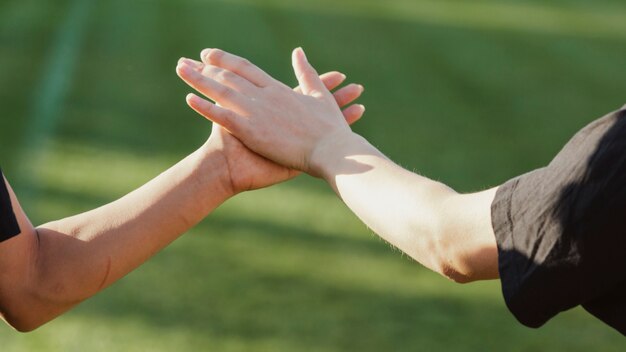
0, 168, 20, 242
491, 106, 626, 336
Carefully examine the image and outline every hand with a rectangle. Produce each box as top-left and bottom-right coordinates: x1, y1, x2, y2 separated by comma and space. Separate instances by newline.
177, 48, 362, 176
181, 56, 365, 193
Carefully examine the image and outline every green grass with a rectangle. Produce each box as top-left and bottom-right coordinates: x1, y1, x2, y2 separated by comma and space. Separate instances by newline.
1, 0, 625, 350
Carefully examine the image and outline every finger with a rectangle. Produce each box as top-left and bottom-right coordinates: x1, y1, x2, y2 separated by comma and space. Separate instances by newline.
319, 71, 346, 91
179, 58, 258, 95
186, 93, 247, 135
294, 71, 346, 94
177, 61, 250, 111
333, 83, 364, 108
178, 57, 204, 71
292, 47, 330, 98
201, 48, 274, 88
342, 104, 365, 125
201, 64, 259, 95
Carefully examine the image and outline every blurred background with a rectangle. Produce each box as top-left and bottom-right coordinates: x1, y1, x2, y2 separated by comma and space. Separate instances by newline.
1, 0, 625, 350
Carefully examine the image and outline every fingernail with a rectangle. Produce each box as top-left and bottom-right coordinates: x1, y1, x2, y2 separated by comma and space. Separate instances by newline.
358, 84, 364, 92
297, 47, 308, 62
181, 58, 197, 66
201, 48, 212, 60
340, 73, 347, 80
178, 61, 192, 74
186, 93, 198, 103
178, 58, 189, 67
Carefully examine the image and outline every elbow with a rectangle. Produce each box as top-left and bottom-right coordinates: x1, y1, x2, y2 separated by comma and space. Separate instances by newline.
16, 322, 43, 333
429, 191, 499, 284
0, 284, 74, 332
1, 285, 79, 333
431, 239, 496, 284
412, 231, 478, 284
0, 269, 78, 333
0, 283, 58, 332
438, 260, 475, 284
8, 319, 43, 333
405, 219, 479, 283
0, 227, 80, 333
430, 225, 499, 284
430, 231, 481, 284
1, 306, 47, 333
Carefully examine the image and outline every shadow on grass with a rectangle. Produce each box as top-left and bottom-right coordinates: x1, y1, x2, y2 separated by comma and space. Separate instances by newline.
7, 154, 624, 350
43, 208, 617, 350
71, 232, 505, 351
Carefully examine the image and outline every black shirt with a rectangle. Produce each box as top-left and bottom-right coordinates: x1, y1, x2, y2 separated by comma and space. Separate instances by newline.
0, 168, 20, 242
491, 106, 626, 335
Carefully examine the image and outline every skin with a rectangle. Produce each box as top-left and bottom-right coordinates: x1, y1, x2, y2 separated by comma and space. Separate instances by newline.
177, 48, 500, 284
0, 65, 364, 332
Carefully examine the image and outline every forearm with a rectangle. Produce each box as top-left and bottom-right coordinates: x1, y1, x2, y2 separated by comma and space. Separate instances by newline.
313, 132, 498, 281
24, 143, 232, 327
174, 47, 498, 282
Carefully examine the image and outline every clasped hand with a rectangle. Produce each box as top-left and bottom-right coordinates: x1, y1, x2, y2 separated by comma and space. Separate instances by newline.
176, 48, 365, 189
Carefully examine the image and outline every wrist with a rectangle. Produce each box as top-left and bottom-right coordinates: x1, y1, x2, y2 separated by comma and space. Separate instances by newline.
194, 141, 237, 200
309, 130, 370, 181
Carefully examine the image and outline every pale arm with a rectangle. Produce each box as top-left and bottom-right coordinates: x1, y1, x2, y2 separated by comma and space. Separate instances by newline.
177, 48, 500, 284
311, 132, 499, 283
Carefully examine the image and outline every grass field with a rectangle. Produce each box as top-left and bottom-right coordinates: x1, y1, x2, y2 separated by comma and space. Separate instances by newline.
1, 0, 625, 350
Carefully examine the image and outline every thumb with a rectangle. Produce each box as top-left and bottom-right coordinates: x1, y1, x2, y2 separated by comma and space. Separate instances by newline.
292, 47, 329, 97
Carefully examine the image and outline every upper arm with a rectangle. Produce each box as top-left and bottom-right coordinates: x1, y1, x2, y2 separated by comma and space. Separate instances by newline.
0, 174, 40, 331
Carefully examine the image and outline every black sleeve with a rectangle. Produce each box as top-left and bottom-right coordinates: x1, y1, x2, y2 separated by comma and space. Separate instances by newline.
0, 168, 21, 242
491, 106, 626, 335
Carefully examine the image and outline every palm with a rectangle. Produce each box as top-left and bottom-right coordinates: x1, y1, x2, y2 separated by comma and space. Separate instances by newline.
208, 123, 299, 193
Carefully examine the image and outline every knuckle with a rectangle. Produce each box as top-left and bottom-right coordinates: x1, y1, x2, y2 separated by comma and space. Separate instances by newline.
234, 58, 252, 73
262, 85, 277, 94
207, 66, 238, 86
218, 85, 233, 99
208, 49, 225, 63
263, 84, 287, 97
221, 70, 238, 83
203, 65, 218, 76
202, 104, 215, 116
221, 109, 234, 121
304, 65, 318, 75
202, 101, 214, 114
309, 89, 324, 97
222, 110, 240, 130
215, 69, 228, 83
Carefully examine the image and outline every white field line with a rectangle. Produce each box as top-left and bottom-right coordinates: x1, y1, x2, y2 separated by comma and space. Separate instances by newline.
18, 0, 94, 197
